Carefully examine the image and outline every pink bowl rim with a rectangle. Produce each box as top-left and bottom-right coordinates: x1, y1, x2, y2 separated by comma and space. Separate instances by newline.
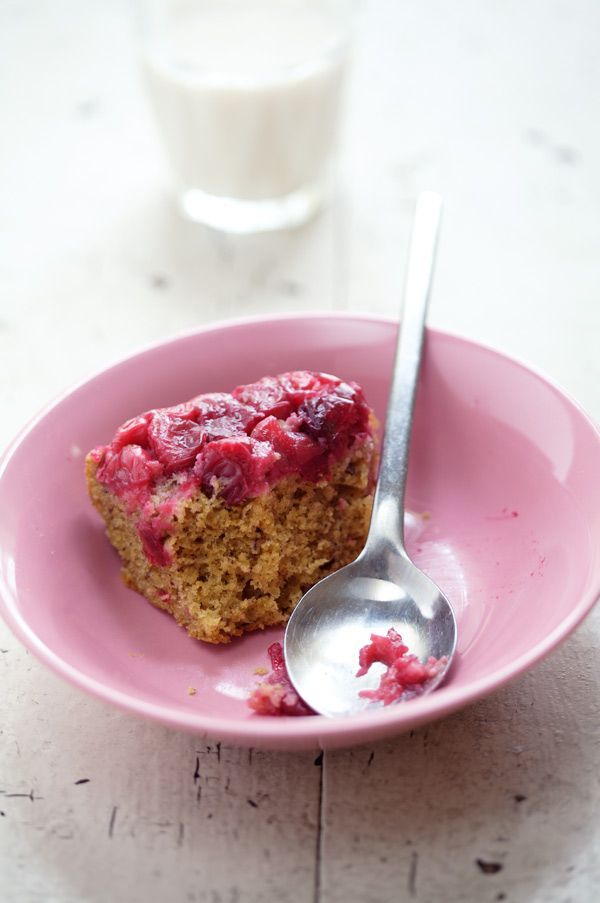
1, 311, 599, 748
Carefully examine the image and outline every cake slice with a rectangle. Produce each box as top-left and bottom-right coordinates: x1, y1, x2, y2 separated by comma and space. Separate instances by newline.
86, 371, 377, 644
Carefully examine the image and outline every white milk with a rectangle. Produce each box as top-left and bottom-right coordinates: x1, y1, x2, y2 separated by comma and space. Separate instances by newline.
141, 2, 350, 217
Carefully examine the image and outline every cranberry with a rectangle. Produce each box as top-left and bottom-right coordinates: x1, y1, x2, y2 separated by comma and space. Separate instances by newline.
147, 411, 206, 473
192, 393, 250, 422
112, 414, 151, 450
191, 393, 234, 419
137, 518, 171, 567
232, 376, 294, 420
298, 382, 367, 441
187, 393, 262, 439
135, 499, 177, 567
248, 643, 314, 716
194, 437, 277, 505
167, 402, 200, 419
278, 371, 340, 405
97, 445, 163, 502
251, 416, 322, 477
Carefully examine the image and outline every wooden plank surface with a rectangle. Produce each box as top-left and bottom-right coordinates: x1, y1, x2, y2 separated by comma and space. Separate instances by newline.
1, 647, 321, 903
1, 1, 599, 901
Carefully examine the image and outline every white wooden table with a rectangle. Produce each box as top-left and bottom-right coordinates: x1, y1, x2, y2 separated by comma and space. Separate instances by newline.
2, 1, 599, 901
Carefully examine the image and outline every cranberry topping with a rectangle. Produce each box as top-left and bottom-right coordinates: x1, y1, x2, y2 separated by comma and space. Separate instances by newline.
195, 436, 277, 505
113, 414, 151, 450
167, 401, 200, 419
298, 381, 370, 442
251, 415, 322, 479
96, 445, 163, 508
248, 643, 315, 716
91, 371, 374, 566
232, 376, 295, 420
137, 516, 172, 567
278, 370, 339, 401
147, 411, 206, 473
357, 628, 448, 705
192, 393, 262, 437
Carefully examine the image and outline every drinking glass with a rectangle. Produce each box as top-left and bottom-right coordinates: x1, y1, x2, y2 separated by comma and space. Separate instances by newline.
138, 0, 353, 232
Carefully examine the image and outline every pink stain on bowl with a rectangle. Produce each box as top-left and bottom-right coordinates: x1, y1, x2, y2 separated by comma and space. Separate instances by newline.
0, 314, 599, 750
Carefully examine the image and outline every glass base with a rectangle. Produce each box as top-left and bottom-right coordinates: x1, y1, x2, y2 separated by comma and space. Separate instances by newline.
178, 184, 323, 234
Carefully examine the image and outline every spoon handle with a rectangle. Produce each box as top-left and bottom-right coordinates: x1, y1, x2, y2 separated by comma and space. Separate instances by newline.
365, 191, 443, 555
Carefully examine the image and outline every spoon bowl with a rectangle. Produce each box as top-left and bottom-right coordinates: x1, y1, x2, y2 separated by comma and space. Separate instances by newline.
284, 191, 457, 716
285, 549, 457, 716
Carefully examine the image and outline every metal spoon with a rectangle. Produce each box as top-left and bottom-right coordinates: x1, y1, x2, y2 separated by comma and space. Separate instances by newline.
284, 191, 456, 717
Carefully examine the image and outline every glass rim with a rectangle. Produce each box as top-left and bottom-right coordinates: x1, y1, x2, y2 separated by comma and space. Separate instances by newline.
139, 31, 352, 86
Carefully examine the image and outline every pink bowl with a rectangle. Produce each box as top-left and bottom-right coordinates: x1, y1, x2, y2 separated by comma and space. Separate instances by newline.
1, 314, 599, 749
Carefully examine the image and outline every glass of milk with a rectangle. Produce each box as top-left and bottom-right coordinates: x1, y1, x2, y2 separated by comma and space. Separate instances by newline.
138, 0, 353, 233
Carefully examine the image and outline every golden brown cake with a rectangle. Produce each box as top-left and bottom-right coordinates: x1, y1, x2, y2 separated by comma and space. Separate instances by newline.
86, 371, 377, 644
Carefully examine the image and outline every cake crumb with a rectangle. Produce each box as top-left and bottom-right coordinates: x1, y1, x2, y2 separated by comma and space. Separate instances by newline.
187, 686, 197, 696
420, 510, 432, 520
253, 667, 268, 676
128, 652, 144, 658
